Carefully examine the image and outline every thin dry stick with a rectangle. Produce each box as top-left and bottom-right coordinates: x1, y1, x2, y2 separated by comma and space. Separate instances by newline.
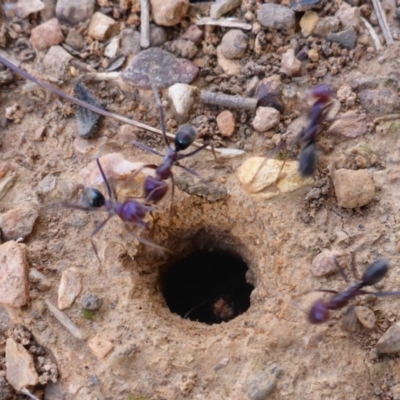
21, 389, 40, 400
0, 55, 240, 155
200, 91, 258, 110
140, 0, 150, 48
361, 17, 383, 52
371, 0, 394, 46
373, 113, 400, 123
45, 299, 86, 340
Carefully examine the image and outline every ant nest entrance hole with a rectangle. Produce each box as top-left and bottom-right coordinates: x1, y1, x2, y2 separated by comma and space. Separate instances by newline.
155, 228, 255, 325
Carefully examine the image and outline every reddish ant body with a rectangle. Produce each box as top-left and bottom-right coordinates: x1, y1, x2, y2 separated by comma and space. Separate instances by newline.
309, 258, 400, 324
130, 80, 213, 211
66, 158, 166, 260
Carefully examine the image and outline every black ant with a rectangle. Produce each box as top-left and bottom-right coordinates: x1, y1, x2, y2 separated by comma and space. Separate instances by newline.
129, 79, 215, 211
308, 257, 400, 324
297, 84, 334, 177
252, 84, 334, 186
65, 158, 167, 261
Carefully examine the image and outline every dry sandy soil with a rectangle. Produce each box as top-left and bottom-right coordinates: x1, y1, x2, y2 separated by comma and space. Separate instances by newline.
3, 2, 400, 400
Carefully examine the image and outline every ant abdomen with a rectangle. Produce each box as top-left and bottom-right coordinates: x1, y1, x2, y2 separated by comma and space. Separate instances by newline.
299, 141, 318, 177
115, 201, 149, 225
362, 259, 389, 286
174, 124, 197, 151
83, 187, 106, 208
144, 177, 169, 203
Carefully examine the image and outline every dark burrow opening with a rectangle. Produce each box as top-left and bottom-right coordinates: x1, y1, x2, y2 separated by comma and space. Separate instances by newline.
160, 249, 254, 325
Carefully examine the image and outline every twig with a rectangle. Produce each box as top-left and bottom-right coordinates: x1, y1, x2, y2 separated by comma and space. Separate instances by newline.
373, 114, 400, 123
371, 0, 394, 46
0, 55, 243, 155
200, 91, 258, 110
361, 17, 383, 52
140, 0, 150, 48
21, 388, 40, 400
45, 299, 86, 340
195, 16, 251, 30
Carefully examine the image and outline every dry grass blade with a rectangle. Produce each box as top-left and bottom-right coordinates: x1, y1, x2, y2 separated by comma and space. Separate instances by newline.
0, 55, 242, 155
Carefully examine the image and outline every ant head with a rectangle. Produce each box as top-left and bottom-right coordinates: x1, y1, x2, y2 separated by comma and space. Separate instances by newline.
312, 84, 334, 103
82, 187, 105, 208
308, 299, 329, 324
362, 259, 389, 286
174, 124, 197, 151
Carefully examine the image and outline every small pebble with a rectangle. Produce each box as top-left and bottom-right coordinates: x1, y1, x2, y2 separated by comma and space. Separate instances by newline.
122, 48, 199, 89
327, 111, 368, 139
216, 45, 241, 75
65, 29, 84, 51
300, 11, 319, 37
332, 169, 375, 209
238, 157, 313, 199
210, 0, 241, 19
311, 250, 340, 277
252, 107, 280, 132
0, 207, 38, 241
0, 241, 30, 307
121, 29, 142, 56
168, 83, 197, 117
56, 0, 95, 25
217, 110, 235, 137
81, 293, 103, 311
327, 26, 358, 50
314, 16, 340, 36
88, 334, 114, 359
6, 338, 39, 392
246, 370, 277, 400
376, 322, 400, 354
281, 49, 302, 76
336, 4, 361, 30
358, 89, 400, 115
88, 12, 119, 41
28, 268, 52, 291
75, 82, 103, 139
181, 25, 203, 44
257, 4, 295, 30
150, 25, 168, 47
30, 18, 64, 50
164, 39, 198, 59
58, 268, 82, 310
16, 0, 44, 18
355, 306, 376, 329
104, 37, 120, 58
43, 46, 73, 79
150, 0, 189, 26
220, 29, 248, 59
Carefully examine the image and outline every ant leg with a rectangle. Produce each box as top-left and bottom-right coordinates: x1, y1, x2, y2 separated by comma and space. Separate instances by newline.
91, 215, 113, 263
96, 159, 115, 201
180, 142, 212, 159
145, 75, 173, 151
124, 163, 158, 194
249, 140, 288, 186
59, 202, 107, 212
312, 289, 339, 295
359, 289, 400, 297
123, 224, 172, 253
169, 171, 175, 217
350, 252, 361, 281
334, 256, 349, 283
132, 140, 164, 158
175, 162, 204, 180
